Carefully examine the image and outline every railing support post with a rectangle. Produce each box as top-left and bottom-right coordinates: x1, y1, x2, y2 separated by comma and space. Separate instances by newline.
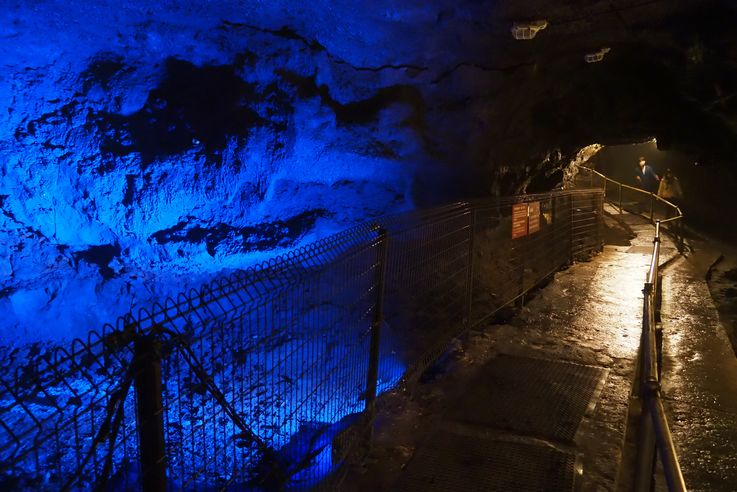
634, 390, 658, 492
635, 281, 658, 492
133, 335, 167, 492
649, 194, 655, 223
465, 207, 476, 328
619, 184, 623, 214
519, 203, 529, 304
365, 226, 389, 419
597, 193, 603, 251
569, 195, 575, 263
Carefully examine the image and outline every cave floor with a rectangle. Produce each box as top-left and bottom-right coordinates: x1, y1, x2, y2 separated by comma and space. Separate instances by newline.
338, 205, 737, 491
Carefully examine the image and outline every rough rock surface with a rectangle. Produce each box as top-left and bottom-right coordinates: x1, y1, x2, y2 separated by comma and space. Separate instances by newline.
2, 0, 737, 341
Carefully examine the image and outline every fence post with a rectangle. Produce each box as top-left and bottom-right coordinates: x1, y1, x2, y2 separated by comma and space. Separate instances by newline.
649, 195, 655, 223
365, 226, 389, 420
596, 193, 603, 251
619, 183, 623, 214
134, 335, 167, 492
634, 395, 658, 492
569, 194, 575, 263
465, 207, 476, 328
634, 283, 658, 492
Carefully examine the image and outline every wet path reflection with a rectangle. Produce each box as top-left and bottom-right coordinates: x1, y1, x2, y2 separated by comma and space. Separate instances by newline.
345, 207, 737, 492
497, 209, 658, 490
661, 248, 737, 490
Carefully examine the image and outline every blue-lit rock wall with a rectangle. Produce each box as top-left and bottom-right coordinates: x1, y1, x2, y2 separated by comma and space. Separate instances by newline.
0, 2, 461, 342
2, 0, 638, 343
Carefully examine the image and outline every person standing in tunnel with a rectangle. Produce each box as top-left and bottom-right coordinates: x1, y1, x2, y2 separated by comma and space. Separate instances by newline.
657, 168, 683, 218
635, 156, 660, 193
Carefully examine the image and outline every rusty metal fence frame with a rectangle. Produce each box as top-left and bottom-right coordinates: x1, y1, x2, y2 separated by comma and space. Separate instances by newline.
0, 190, 604, 491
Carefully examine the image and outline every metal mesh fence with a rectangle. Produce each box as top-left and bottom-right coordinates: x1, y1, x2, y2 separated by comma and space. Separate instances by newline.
380, 203, 473, 384
468, 193, 596, 329
134, 224, 383, 490
0, 326, 139, 491
0, 190, 603, 491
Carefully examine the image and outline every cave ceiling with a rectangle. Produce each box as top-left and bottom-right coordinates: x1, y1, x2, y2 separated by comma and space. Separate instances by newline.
4, 1, 737, 186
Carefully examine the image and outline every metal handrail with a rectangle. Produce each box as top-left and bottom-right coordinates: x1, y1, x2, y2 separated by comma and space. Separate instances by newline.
580, 167, 683, 218
635, 219, 687, 492
578, 167, 684, 252
577, 167, 686, 490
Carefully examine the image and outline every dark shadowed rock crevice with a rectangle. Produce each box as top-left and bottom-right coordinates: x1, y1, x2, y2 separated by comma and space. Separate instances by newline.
150, 210, 327, 257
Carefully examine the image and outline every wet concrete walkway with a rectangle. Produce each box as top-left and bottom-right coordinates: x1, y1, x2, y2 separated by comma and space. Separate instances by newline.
659, 236, 737, 490
342, 206, 737, 491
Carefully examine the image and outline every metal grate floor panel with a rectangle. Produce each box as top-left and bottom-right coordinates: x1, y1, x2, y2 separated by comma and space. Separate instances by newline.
446, 355, 608, 442
398, 430, 577, 491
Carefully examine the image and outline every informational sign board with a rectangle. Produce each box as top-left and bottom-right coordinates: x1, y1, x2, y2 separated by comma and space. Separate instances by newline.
512, 201, 541, 239
511, 203, 528, 239
528, 201, 541, 234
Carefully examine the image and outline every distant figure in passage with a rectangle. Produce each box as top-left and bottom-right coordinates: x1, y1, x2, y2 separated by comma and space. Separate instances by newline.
657, 168, 683, 203
635, 156, 660, 193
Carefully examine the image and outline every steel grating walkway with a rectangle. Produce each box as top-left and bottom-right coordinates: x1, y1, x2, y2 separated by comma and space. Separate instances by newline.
398, 355, 608, 490
398, 431, 578, 492
345, 208, 667, 491
447, 355, 609, 442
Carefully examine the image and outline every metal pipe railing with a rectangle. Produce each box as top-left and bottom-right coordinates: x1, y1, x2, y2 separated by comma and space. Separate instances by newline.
577, 167, 684, 252
650, 396, 687, 491
634, 220, 687, 492
576, 168, 686, 490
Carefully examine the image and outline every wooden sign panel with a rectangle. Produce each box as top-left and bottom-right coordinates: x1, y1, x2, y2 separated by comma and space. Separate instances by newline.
528, 201, 541, 234
512, 203, 528, 239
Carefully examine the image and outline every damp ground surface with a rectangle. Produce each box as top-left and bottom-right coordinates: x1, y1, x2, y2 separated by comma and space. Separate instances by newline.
706, 239, 737, 357
339, 206, 737, 491
659, 233, 737, 491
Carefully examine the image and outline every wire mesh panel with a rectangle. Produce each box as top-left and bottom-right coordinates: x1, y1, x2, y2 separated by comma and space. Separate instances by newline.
470, 199, 523, 327
469, 193, 582, 328
571, 192, 603, 258
140, 225, 382, 490
0, 190, 605, 491
520, 195, 573, 293
380, 204, 473, 383
0, 326, 140, 491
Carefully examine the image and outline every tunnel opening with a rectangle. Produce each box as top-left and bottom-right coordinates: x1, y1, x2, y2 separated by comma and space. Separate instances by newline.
590, 140, 737, 245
